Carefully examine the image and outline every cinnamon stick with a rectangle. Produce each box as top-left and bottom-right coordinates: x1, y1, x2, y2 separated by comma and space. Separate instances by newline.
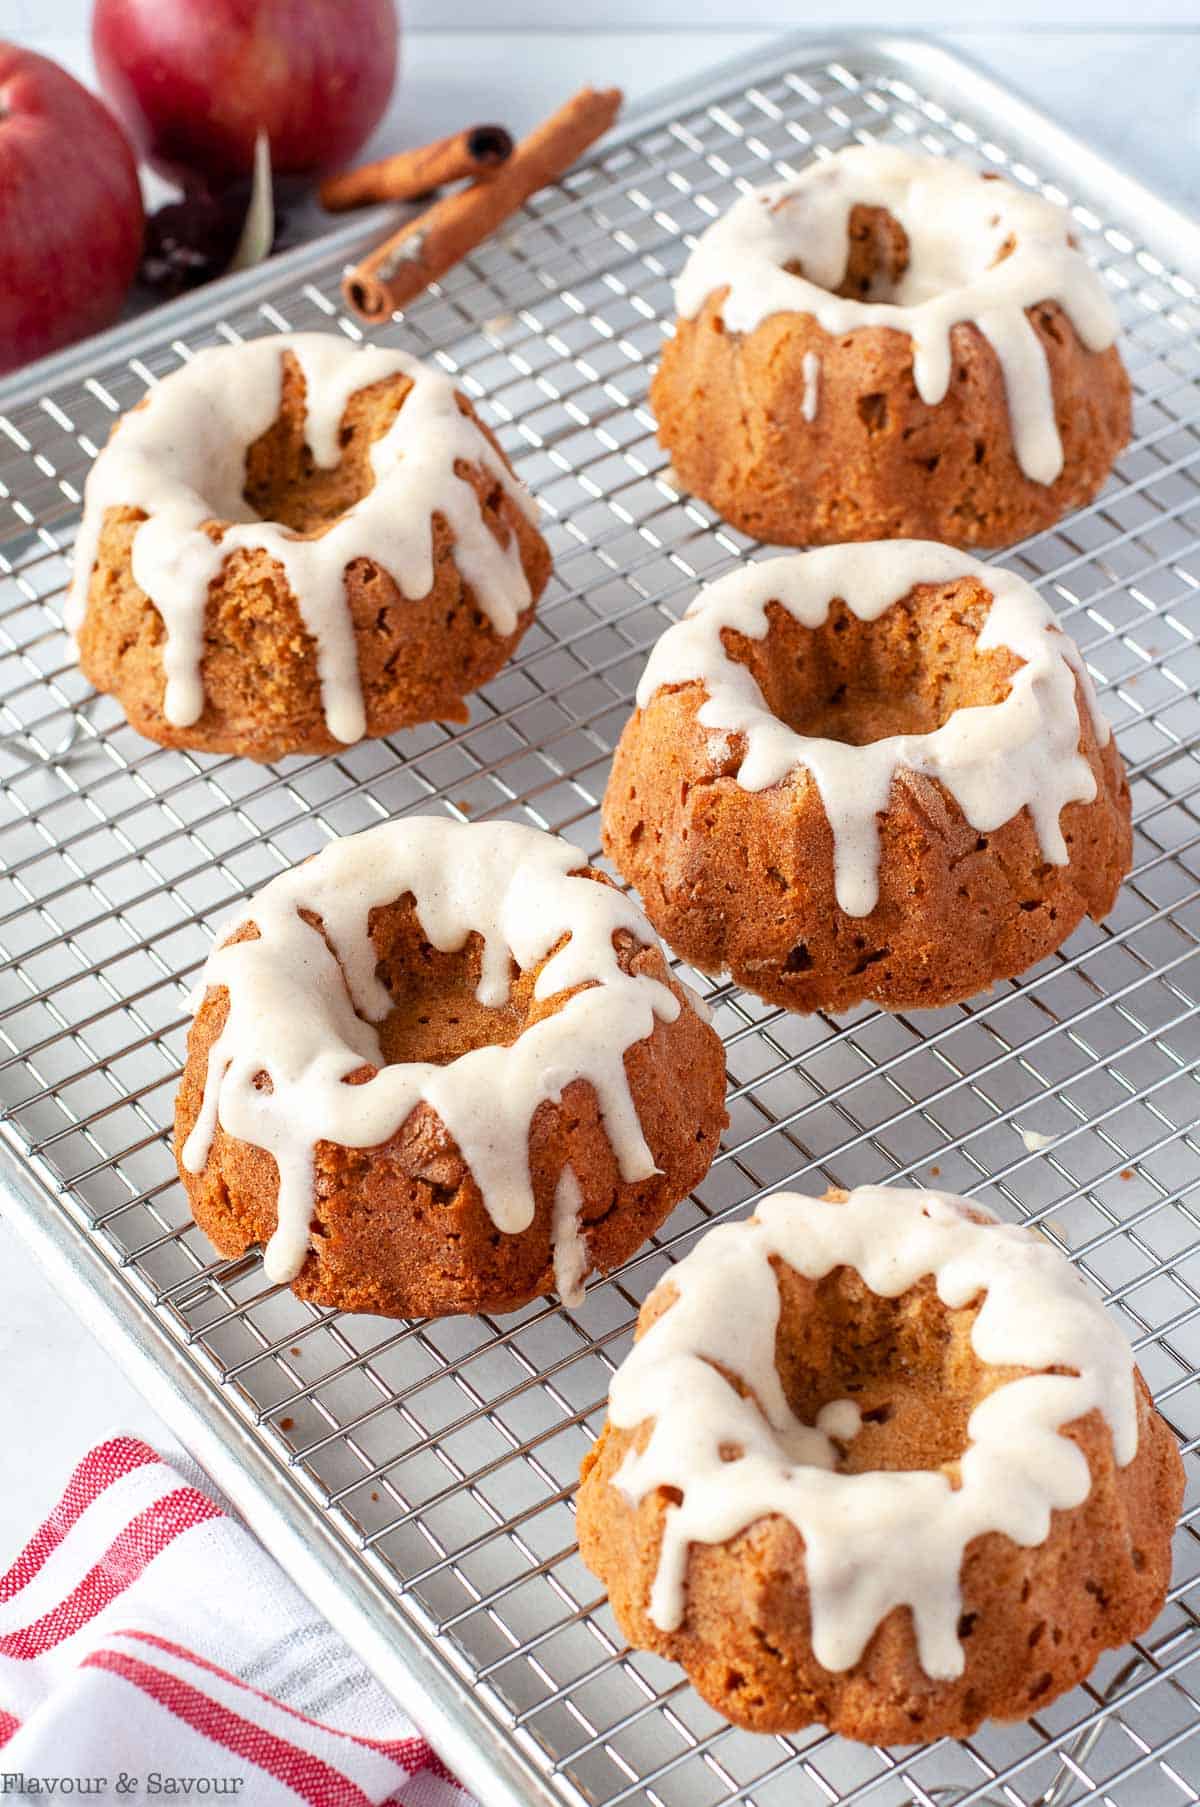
320, 124, 514, 212
343, 86, 622, 323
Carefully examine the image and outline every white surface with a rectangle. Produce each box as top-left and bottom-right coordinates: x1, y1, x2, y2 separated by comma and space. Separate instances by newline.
14, 1, 1200, 30
1, 21, 1197, 1560
0, 1217, 187, 1541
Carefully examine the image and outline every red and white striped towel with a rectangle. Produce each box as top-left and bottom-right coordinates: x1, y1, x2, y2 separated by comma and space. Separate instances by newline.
0, 1436, 475, 1805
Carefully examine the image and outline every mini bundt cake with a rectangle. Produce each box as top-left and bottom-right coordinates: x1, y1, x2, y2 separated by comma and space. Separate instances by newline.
603, 542, 1131, 1014
175, 817, 727, 1318
577, 1185, 1183, 1743
652, 145, 1131, 548
69, 333, 552, 760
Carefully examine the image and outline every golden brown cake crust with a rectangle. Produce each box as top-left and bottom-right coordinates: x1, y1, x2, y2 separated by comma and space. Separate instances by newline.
577, 1196, 1184, 1743
650, 295, 1131, 550
174, 869, 727, 1318
75, 357, 552, 762
602, 575, 1132, 1014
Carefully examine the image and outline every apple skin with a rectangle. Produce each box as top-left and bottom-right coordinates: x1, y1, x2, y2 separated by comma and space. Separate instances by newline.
93, 0, 401, 190
0, 43, 144, 377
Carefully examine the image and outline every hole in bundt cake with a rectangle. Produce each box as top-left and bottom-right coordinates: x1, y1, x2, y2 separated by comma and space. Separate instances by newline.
364, 895, 528, 1067
768, 1259, 1022, 1479
834, 205, 911, 302
326, 887, 617, 1071
722, 577, 1022, 749
776, 200, 995, 307
241, 351, 409, 533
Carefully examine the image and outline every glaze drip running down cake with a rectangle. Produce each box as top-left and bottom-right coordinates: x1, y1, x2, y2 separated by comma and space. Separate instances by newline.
652, 145, 1131, 547
175, 817, 727, 1317
578, 1186, 1183, 1741
69, 333, 552, 758
604, 542, 1131, 1012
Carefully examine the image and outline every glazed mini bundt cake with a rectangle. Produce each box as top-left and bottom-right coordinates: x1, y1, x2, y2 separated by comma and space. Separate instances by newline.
603, 542, 1131, 1014
652, 145, 1131, 548
69, 333, 552, 760
577, 1185, 1184, 1743
175, 817, 727, 1318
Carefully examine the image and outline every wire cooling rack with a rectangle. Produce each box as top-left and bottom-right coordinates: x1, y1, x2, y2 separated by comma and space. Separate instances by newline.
0, 31, 1197, 1807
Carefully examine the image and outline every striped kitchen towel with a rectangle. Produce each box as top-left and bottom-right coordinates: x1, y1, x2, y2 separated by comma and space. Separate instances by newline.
0, 1436, 474, 1805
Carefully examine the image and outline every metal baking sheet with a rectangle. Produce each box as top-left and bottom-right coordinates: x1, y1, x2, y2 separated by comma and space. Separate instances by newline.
0, 31, 1197, 1807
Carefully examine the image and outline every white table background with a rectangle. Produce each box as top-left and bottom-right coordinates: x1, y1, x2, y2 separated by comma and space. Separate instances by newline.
2, 11, 1198, 1559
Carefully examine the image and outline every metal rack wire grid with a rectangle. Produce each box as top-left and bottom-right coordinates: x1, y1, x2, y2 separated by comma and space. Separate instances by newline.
0, 34, 1197, 1807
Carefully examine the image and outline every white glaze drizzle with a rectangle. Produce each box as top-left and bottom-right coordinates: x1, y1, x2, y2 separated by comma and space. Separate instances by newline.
68, 333, 540, 744
674, 145, 1119, 485
800, 350, 821, 423
635, 541, 1110, 918
608, 1185, 1140, 1680
814, 1397, 860, 1442
181, 818, 681, 1285
552, 1166, 589, 1308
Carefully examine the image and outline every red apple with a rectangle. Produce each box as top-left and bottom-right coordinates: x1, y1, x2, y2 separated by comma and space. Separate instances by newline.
0, 44, 144, 376
93, 0, 400, 190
